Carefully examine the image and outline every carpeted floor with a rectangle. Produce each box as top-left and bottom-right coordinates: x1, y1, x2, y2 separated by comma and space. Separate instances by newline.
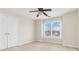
2, 41, 78, 51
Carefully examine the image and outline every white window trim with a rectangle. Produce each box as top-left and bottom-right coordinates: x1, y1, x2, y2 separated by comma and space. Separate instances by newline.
41, 18, 62, 39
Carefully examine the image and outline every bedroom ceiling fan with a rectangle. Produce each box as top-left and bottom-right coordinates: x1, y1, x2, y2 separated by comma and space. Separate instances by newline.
29, 8, 52, 17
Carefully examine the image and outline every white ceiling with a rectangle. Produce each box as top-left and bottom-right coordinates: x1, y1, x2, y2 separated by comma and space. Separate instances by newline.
0, 8, 77, 19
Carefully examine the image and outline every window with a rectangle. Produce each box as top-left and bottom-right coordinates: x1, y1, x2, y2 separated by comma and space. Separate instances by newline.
42, 18, 62, 39
44, 22, 51, 37
52, 20, 62, 39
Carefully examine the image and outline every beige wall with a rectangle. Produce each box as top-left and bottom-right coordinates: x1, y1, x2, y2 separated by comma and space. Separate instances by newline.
62, 10, 78, 48
34, 20, 42, 42
18, 16, 34, 45
77, 9, 79, 49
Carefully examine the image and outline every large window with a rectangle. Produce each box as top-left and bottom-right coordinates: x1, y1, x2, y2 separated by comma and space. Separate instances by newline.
51, 20, 62, 39
44, 22, 51, 37
42, 18, 62, 39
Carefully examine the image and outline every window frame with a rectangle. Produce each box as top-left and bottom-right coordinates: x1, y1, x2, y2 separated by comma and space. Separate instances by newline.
41, 18, 62, 39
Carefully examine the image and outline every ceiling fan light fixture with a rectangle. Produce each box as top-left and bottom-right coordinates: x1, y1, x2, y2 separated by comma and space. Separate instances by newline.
29, 8, 52, 17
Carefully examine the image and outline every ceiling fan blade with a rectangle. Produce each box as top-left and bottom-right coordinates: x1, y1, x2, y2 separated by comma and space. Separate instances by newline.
38, 8, 43, 11
43, 9, 52, 11
29, 10, 39, 13
43, 12, 50, 17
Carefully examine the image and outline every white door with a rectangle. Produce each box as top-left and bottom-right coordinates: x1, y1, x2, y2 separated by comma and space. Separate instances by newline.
0, 16, 18, 49
7, 17, 18, 48
0, 16, 8, 49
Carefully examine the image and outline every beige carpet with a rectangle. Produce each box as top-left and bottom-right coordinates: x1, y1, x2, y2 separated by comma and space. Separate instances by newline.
2, 41, 78, 51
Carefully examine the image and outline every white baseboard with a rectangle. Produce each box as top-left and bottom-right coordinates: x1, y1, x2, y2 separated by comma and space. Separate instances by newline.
17, 40, 34, 46
63, 44, 77, 48
37, 40, 62, 44
0, 40, 34, 50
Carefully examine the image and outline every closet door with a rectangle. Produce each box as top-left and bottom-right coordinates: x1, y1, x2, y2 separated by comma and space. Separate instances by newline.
0, 16, 18, 50
7, 17, 18, 48
0, 16, 8, 49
